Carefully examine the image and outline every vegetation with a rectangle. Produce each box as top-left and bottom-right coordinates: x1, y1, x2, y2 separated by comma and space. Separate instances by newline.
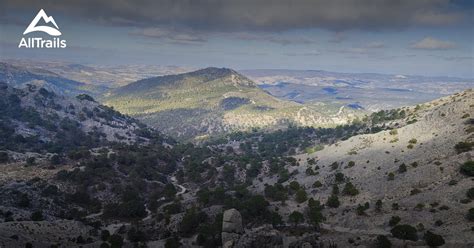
460, 161, 474, 176
390, 224, 418, 241
423, 231, 445, 247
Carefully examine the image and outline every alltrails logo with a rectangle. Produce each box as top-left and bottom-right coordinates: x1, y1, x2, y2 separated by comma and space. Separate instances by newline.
18, 9, 67, 48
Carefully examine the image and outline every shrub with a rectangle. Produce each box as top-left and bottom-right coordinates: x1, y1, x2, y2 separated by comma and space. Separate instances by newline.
389, 129, 398, 135
424, 231, 445, 247
295, 189, 308, 203
376, 235, 392, 248
348, 161, 355, 167
288, 211, 304, 225
31, 211, 44, 221
326, 194, 340, 208
0, 152, 8, 163
375, 200, 383, 212
342, 182, 359, 196
398, 163, 407, 173
109, 234, 124, 248
409, 138, 417, 144
387, 172, 395, 181
468, 208, 474, 221
388, 216, 401, 226
460, 161, 474, 176
390, 224, 418, 241
289, 181, 300, 191
467, 188, 474, 200
312, 181, 322, 188
335, 172, 345, 183
455, 142, 473, 154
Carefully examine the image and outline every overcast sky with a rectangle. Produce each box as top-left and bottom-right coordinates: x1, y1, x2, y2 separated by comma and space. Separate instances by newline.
0, 0, 473, 77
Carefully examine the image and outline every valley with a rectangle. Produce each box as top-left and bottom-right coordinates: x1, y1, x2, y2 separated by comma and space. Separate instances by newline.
0, 61, 472, 248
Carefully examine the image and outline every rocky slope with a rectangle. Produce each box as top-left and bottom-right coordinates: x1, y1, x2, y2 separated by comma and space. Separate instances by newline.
105, 67, 361, 141
0, 62, 107, 98
247, 89, 473, 247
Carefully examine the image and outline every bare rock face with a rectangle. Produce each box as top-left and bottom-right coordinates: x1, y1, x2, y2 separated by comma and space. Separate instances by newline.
222, 209, 243, 247
222, 208, 243, 233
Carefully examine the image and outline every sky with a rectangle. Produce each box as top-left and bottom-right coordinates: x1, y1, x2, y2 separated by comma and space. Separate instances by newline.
0, 0, 473, 78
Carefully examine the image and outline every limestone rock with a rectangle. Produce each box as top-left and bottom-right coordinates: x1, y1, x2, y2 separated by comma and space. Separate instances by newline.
222, 208, 243, 233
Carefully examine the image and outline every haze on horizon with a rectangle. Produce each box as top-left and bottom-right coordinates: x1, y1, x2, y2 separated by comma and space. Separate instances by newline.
0, 0, 473, 78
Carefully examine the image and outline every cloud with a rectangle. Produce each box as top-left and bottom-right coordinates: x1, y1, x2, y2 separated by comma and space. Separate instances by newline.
232, 33, 316, 45
1, 0, 468, 32
328, 32, 347, 43
284, 51, 321, 56
130, 27, 207, 44
410, 37, 456, 50
365, 42, 385, 49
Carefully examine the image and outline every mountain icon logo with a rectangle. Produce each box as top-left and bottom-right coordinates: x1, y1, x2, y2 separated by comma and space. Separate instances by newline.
23, 9, 62, 36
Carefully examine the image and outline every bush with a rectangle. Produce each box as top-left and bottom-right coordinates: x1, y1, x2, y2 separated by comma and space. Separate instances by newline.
335, 172, 345, 183
468, 208, 474, 221
31, 211, 44, 221
0, 151, 8, 163
109, 234, 124, 248
424, 231, 445, 247
295, 189, 307, 203
398, 163, 407, 173
455, 142, 472, 154
467, 188, 474, 200
409, 138, 417, 144
326, 194, 340, 208
312, 181, 322, 188
387, 172, 395, 181
288, 211, 304, 225
460, 161, 474, 176
388, 216, 401, 226
391, 224, 418, 241
376, 235, 392, 248
342, 182, 359, 196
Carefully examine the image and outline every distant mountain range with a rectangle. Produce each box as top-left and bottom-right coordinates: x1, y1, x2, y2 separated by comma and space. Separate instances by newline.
241, 69, 474, 111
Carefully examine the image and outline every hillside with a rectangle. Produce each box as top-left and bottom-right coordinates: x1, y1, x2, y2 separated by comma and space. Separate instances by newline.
0, 62, 107, 98
250, 89, 474, 246
105, 67, 361, 141
0, 82, 154, 155
0, 81, 472, 247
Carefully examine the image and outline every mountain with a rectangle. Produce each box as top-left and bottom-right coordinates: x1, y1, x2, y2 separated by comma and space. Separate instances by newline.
0, 62, 107, 97
0, 82, 159, 154
241, 69, 474, 111
105, 67, 361, 141
0, 80, 472, 247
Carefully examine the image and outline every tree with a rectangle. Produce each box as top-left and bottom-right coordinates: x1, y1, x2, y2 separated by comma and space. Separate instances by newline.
289, 181, 300, 191
295, 189, 307, 203
467, 187, 474, 200
326, 194, 340, 208
468, 208, 474, 221
165, 236, 180, 248
424, 231, 445, 247
388, 216, 401, 226
0, 151, 8, 163
342, 182, 359, 196
375, 200, 383, 212
376, 235, 392, 248
460, 161, 474, 176
398, 163, 407, 173
391, 224, 418, 241
31, 211, 44, 221
289, 211, 304, 225
109, 234, 123, 248
307, 198, 324, 226
335, 172, 345, 183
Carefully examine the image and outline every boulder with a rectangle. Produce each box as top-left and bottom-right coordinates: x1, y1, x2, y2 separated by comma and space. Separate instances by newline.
222, 208, 243, 233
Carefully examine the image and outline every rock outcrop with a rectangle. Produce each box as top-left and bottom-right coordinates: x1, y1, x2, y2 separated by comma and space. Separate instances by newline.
222, 208, 243, 248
